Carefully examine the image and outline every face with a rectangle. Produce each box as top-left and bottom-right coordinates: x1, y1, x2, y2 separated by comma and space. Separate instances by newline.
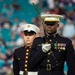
22, 33, 36, 46
45, 23, 59, 34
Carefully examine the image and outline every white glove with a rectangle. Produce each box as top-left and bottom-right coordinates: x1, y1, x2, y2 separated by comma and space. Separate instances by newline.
42, 44, 51, 53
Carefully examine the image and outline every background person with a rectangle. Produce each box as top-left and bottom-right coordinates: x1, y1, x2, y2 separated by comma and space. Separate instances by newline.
13, 24, 40, 75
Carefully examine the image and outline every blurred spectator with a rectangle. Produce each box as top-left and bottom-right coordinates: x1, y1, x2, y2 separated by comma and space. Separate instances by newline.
11, 2, 21, 11
31, 17, 39, 26
1, 18, 12, 28
15, 37, 24, 47
39, 0, 48, 8
0, 18, 3, 28
31, 17, 44, 36
0, 38, 6, 60
49, 6, 59, 14
11, 25, 20, 35
19, 20, 27, 33
62, 18, 75, 39
73, 0, 75, 3
57, 22, 64, 35
59, 4, 66, 15
0, 38, 6, 54
2, 59, 13, 75
2, 59, 10, 69
47, 0, 54, 9
19, 19, 27, 26
1, 22, 11, 42
65, 3, 73, 12
7, 8, 14, 21
41, 8, 50, 14
6, 49, 13, 60
0, 53, 6, 60
72, 35, 75, 57
11, 18, 20, 41
59, 0, 68, 5
12, 18, 19, 26
72, 35, 75, 50
1, 4, 9, 17
66, 10, 75, 21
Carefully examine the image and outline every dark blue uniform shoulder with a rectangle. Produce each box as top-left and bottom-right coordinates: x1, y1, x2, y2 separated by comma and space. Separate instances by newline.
14, 46, 25, 53
60, 36, 72, 43
34, 37, 43, 40
33, 37, 44, 44
32, 37, 44, 47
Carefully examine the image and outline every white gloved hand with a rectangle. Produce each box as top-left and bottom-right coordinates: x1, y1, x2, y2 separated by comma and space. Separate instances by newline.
42, 44, 51, 53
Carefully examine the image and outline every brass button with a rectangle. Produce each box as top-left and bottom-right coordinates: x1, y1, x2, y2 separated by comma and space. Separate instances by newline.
47, 60, 50, 62
48, 51, 52, 55
25, 60, 28, 63
48, 52, 50, 55
26, 53, 29, 55
18, 58, 20, 60
50, 39, 52, 42
26, 56, 28, 59
26, 49, 29, 51
25, 68, 27, 71
25, 64, 27, 67
63, 47, 65, 50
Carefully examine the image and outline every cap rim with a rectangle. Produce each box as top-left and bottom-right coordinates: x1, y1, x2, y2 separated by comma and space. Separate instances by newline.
41, 14, 64, 19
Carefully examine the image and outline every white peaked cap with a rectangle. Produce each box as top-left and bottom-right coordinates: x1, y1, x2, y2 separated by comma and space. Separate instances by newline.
41, 14, 64, 22
21, 24, 40, 34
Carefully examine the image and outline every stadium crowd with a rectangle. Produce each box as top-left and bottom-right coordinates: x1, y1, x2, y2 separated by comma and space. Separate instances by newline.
0, 0, 75, 75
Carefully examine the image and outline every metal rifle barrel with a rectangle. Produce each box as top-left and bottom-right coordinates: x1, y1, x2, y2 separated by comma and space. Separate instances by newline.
32, 3, 48, 43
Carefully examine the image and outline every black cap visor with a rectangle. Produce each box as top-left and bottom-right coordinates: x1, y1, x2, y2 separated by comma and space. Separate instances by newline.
45, 21, 58, 26
24, 30, 36, 36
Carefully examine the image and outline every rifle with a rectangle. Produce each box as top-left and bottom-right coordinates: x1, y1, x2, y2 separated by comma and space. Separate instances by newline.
32, 3, 48, 43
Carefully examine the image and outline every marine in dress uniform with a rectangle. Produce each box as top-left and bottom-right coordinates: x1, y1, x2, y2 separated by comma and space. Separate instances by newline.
28, 14, 75, 75
13, 24, 40, 75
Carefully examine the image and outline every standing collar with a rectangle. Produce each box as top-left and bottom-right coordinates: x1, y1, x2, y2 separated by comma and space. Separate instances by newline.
25, 45, 31, 49
46, 32, 58, 37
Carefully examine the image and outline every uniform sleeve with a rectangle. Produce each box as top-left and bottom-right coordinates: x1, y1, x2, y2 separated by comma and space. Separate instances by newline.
28, 38, 47, 70
13, 50, 19, 75
66, 40, 75, 75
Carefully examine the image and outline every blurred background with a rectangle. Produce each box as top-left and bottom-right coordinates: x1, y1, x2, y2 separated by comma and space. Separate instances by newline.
0, 0, 75, 75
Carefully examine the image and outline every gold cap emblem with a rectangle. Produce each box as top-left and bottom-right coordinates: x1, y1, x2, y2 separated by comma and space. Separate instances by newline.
27, 25, 30, 28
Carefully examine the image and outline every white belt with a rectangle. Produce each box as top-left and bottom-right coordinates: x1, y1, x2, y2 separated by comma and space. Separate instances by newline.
28, 72, 38, 75
19, 71, 24, 75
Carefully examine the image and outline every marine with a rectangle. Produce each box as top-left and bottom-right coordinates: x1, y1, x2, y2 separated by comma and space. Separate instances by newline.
28, 14, 75, 75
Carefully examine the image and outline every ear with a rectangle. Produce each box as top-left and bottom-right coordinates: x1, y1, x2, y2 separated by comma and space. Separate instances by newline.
21, 32, 24, 38
35, 34, 39, 38
56, 23, 59, 28
44, 25, 46, 28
